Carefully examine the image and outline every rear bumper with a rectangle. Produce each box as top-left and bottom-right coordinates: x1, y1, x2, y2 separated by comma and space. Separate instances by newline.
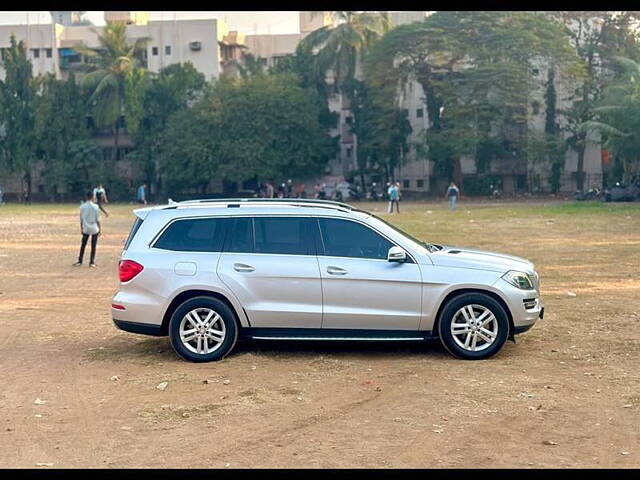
113, 319, 164, 336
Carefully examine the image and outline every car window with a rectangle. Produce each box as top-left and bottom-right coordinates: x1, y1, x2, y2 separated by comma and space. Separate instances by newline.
254, 217, 312, 255
224, 217, 254, 253
154, 218, 228, 252
318, 218, 393, 260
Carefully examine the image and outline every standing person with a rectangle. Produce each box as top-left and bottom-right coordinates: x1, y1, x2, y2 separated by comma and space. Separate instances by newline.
388, 182, 400, 214
73, 191, 100, 267
286, 179, 293, 198
136, 183, 147, 205
0, 185, 4, 205
446, 181, 460, 210
319, 184, 327, 200
92, 183, 109, 217
266, 181, 275, 199
313, 183, 321, 199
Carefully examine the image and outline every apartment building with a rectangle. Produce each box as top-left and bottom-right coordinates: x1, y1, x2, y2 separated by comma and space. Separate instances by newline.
0, 11, 232, 81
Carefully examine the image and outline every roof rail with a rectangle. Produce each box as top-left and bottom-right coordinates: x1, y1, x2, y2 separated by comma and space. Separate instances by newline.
174, 197, 354, 210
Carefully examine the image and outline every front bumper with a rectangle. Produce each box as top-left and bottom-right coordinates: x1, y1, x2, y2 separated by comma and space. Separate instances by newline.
493, 278, 544, 335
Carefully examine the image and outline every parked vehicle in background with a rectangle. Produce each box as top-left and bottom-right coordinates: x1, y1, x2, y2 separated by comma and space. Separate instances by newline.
112, 198, 544, 363
604, 181, 640, 202
575, 186, 602, 201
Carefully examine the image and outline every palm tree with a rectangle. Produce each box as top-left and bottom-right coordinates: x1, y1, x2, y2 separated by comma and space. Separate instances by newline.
298, 12, 391, 178
582, 57, 640, 184
299, 11, 391, 99
75, 22, 149, 161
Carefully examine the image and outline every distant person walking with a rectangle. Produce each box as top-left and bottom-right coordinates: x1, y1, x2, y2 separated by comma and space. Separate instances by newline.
0, 185, 4, 205
136, 183, 147, 205
93, 183, 109, 217
446, 181, 460, 210
73, 191, 101, 267
388, 182, 400, 214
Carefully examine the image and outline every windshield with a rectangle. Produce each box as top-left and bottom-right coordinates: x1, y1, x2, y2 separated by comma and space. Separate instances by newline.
363, 212, 441, 253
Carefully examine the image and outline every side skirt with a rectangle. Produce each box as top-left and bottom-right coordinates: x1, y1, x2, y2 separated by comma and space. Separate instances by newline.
242, 327, 434, 342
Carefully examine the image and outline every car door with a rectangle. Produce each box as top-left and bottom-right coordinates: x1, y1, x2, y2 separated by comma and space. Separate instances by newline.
216, 216, 323, 328
316, 217, 423, 330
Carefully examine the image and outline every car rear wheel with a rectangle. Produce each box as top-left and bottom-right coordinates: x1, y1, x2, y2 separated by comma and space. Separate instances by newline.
168, 296, 238, 362
437, 293, 509, 360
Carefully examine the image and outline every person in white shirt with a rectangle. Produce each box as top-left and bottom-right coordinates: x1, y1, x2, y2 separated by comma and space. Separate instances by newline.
92, 183, 109, 217
73, 191, 101, 267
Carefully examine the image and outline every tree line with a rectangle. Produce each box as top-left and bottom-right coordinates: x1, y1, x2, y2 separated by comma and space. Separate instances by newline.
1, 12, 640, 201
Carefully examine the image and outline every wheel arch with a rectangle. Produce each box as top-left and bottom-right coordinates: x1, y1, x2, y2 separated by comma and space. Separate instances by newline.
432, 288, 515, 341
160, 289, 247, 335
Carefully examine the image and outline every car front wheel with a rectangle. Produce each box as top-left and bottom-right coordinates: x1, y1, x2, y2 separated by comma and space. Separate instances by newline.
438, 293, 509, 360
168, 296, 238, 362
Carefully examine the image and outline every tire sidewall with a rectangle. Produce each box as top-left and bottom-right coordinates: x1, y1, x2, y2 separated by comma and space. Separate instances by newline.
438, 293, 509, 360
169, 296, 238, 363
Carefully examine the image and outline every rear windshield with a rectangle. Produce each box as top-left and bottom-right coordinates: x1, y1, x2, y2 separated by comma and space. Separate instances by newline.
124, 217, 144, 251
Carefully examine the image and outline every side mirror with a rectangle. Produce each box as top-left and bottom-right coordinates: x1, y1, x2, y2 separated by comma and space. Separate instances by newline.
388, 246, 407, 263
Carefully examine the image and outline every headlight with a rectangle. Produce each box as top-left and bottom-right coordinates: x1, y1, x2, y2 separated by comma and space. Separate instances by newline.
502, 270, 535, 290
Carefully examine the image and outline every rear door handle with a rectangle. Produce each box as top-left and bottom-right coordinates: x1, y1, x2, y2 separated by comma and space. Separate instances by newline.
327, 266, 347, 275
233, 263, 255, 272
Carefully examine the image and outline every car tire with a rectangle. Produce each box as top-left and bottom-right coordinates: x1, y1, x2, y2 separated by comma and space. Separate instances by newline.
437, 293, 509, 360
168, 296, 238, 363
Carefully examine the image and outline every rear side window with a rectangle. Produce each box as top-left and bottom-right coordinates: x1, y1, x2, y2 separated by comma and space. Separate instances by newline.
254, 217, 313, 255
124, 217, 143, 251
154, 218, 228, 252
318, 218, 393, 260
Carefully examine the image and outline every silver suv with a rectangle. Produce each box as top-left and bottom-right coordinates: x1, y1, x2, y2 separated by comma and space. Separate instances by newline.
112, 199, 544, 362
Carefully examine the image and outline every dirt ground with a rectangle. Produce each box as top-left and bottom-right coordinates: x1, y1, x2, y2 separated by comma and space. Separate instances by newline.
0, 199, 638, 468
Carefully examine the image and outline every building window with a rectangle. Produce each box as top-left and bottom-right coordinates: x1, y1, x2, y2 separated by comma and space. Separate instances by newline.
417, 179, 424, 188
346, 147, 352, 158
165, 45, 171, 55
152, 46, 158, 56
45, 48, 52, 58
345, 116, 353, 125
416, 108, 424, 118
403, 180, 410, 189
32, 48, 40, 58
402, 108, 409, 117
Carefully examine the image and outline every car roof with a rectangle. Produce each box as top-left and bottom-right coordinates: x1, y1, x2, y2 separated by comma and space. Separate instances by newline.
133, 198, 370, 221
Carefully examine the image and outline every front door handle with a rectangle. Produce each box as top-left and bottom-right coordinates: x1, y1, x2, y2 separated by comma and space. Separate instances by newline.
327, 266, 348, 275
233, 263, 255, 273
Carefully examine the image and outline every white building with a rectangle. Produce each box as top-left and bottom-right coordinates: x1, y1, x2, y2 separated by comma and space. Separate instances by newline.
0, 11, 230, 81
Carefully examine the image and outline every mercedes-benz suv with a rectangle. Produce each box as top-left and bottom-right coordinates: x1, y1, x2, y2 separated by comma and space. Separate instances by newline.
112, 198, 544, 362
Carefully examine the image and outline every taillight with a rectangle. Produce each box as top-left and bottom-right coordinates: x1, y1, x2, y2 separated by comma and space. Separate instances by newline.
119, 260, 144, 282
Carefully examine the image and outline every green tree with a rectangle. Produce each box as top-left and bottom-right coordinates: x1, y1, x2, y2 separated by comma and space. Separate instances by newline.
130, 62, 206, 200
555, 11, 640, 191
582, 56, 640, 184
160, 72, 333, 196
75, 22, 149, 162
0, 35, 37, 203
365, 11, 582, 189
34, 72, 93, 200
299, 12, 390, 92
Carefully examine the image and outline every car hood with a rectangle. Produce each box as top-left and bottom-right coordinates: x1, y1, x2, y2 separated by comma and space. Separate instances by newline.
429, 245, 535, 273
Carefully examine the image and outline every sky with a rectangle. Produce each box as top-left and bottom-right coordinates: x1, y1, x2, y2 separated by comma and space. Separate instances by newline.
0, 11, 301, 34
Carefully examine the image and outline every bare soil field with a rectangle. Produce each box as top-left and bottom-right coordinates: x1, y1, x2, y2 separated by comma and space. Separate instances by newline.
0, 199, 638, 468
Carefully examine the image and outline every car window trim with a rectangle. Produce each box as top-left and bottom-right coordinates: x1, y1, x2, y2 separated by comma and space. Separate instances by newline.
149, 213, 415, 262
